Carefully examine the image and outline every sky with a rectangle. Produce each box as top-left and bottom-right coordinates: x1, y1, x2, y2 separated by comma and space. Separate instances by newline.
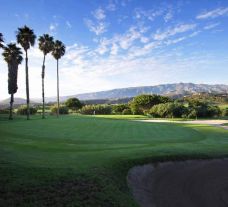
0, 0, 228, 100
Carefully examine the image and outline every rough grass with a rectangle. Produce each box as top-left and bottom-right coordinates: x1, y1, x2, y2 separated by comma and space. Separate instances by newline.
0, 115, 228, 206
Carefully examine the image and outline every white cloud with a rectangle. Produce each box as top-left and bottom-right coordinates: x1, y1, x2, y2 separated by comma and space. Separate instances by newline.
93, 24, 149, 56
106, 1, 116, 11
164, 9, 173, 22
95, 38, 109, 55
93, 8, 106, 20
197, 7, 228, 19
189, 31, 201, 37
66, 21, 72, 29
204, 22, 220, 30
49, 23, 58, 33
140, 36, 149, 43
153, 24, 197, 41
110, 43, 119, 55
85, 19, 108, 35
134, 8, 164, 21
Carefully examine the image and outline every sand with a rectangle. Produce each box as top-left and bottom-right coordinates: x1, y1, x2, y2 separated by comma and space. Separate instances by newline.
127, 159, 228, 207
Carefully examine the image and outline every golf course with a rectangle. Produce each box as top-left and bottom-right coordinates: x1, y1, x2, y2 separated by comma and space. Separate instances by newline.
0, 115, 228, 206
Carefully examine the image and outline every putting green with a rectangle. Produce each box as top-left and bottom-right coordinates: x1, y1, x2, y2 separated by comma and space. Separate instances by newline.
0, 115, 227, 206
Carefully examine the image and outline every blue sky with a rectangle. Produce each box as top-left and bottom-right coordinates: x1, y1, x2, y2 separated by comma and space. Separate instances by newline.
0, 0, 228, 100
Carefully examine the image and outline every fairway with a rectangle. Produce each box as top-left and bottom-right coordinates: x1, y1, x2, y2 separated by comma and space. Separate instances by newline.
0, 115, 228, 206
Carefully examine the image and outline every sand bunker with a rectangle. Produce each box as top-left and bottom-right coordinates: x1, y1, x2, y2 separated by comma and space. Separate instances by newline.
127, 159, 228, 207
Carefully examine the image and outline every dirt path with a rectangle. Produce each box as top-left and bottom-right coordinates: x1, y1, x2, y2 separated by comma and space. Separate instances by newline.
139, 119, 228, 130
127, 159, 228, 207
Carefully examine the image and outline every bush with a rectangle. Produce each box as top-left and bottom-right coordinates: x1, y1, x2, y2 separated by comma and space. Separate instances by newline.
0, 109, 10, 114
122, 108, 132, 115
17, 105, 37, 115
187, 109, 197, 119
130, 94, 171, 115
80, 105, 112, 115
65, 98, 82, 110
188, 101, 221, 118
51, 105, 69, 115
112, 104, 130, 114
149, 103, 188, 118
221, 108, 228, 117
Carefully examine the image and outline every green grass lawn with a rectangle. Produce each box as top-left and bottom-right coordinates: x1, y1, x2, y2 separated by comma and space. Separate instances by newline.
0, 115, 228, 206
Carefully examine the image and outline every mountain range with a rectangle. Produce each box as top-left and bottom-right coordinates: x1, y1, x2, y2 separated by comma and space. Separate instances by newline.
1, 83, 228, 106
46, 83, 228, 102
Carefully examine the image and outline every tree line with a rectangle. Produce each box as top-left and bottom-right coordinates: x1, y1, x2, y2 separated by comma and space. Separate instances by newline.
0, 26, 65, 120
34, 95, 227, 118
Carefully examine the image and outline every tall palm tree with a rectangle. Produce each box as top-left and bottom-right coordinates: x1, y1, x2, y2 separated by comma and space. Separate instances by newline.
0, 33, 4, 48
38, 34, 54, 119
16, 26, 36, 120
52, 40, 65, 117
2, 43, 23, 120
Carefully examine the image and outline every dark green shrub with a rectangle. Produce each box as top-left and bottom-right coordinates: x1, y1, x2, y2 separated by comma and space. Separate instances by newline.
0, 109, 10, 114
122, 108, 132, 115
149, 103, 188, 118
80, 105, 112, 115
51, 105, 69, 115
65, 98, 82, 110
17, 105, 37, 115
112, 104, 130, 114
221, 108, 228, 117
130, 94, 171, 115
188, 101, 221, 118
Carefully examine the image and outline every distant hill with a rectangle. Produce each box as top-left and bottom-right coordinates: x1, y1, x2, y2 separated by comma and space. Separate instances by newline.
0, 97, 27, 105
1, 83, 228, 107
0, 98, 37, 109
44, 83, 228, 102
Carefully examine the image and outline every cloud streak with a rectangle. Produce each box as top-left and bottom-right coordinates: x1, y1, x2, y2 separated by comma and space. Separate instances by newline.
153, 24, 197, 41
197, 7, 228, 19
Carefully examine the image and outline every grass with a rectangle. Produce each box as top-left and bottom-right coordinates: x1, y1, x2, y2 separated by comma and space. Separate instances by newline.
92, 114, 148, 119
0, 115, 228, 206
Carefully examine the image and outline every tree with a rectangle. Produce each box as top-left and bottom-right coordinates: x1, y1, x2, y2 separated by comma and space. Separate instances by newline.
130, 94, 171, 115
17, 105, 37, 115
16, 25, 36, 120
80, 104, 112, 115
51, 105, 69, 115
52, 40, 65, 117
38, 34, 54, 119
2, 43, 23, 120
149, 102, 188, 118
0, 33, 4, 48
112, 104, 130, 114
65, 98, 82, 111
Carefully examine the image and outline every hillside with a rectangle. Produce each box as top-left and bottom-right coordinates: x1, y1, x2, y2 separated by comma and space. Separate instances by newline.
47, 83, 228, 101
0, 98, 37, 109
1, 83, 228, 106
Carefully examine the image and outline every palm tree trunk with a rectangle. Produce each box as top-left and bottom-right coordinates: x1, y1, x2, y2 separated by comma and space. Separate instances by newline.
42, 54, 46, 119
9, 94, 14, 120
57, 59, 60, 118
25, 50, 30, 120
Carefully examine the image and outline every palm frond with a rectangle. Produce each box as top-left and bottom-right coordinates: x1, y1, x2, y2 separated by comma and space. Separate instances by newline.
52, 40, 65, 60
16, 25, 36, 50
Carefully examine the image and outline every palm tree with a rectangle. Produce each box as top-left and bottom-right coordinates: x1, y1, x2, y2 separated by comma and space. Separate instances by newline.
52, 40, 65, 117
0, 33, 4, 48
38, 34, 54, 119
16, 26, 36, 120
2, 43, 23, 120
